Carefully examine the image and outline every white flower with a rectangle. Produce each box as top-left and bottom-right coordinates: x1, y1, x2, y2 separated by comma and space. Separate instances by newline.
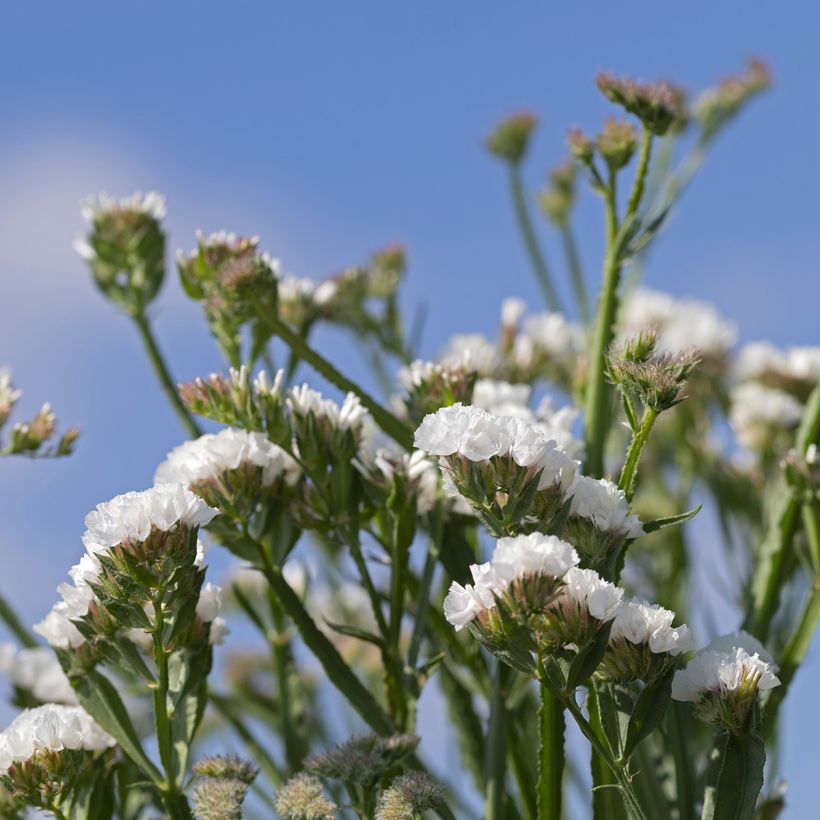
371, 449, 439, 515
34, 563, 98, 650
501, 297, 527, 328
80, 191, 166, 224
439, 333, 503, 377
671, 640, 780, 704
287, 385, 369, 432
196, 583, 224, 623
567, 476, 644, 538
729, 383, 803, 449
0, 704, 115, 773
0, 368, 22, 419
209, 617, 230, 646
705, 630, 775, 664
534, 397, 585, 461
733, 341, 785, 383
611, 598, 694, 656
490, 533, 579, 584
414, 404, 510, 462
786, 346, 820, 382
471, 379, 532, 417
561, 568, 623, 621
620, 288, 736, 358
155, 428, 301, 488
82, 484, 218, 553
513, 312, 584, 368
312, 279, 338, 307
33, 609, 86, 650
0, 645, 77, 705
277, 274, 316, 303
443, 562, 504, 631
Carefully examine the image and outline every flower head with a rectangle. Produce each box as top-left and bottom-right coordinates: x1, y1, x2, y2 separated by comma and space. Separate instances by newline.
0, 645, 77, 705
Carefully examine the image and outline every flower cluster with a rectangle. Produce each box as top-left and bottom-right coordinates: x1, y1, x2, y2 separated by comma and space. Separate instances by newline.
672, 632, 780, 733
0, 645, 76, 705
395, 358, 477, 423
729, 382, 804, 453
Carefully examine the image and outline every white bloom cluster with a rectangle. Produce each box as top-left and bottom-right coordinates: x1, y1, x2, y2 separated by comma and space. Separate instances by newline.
534, 397, 584, 460
83, 484, 218, 553
513, 312, 585, 369
471, 378, 532, 418
79, 191, 166, 226
735, 341, 820, 387
672, 632, 780, 702
561, 567, 624, 621
370, 449, 439, 514
155, 428, 301, 489
610, 598, 695, 656
197, 582, 229, 645
439, 333, 503, 377
414, 404, 577, 491
443, 533, 579, 630
729, 383, 803, 450
0, 368, 21, 421
0, 704, 115, 772
501, 297, 527, 329
0, 645, 77, 705
287, 385, 370, 433
34, 556, 99, 649
567, 476, 644, 538
620, 288, 736, 358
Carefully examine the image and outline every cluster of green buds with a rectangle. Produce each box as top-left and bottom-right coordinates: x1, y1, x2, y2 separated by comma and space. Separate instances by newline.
596, 72, 688, 135
177, 231, 279, 366
191, 755, 258, 820
273, 733, 442, 819
0, 370, 79, 458
486, 111, 538, 164
695, 57, 771, 142
539, 160, 578, 228
75, 192, 167, 315
596, 117, 639, 172
608, 328, 700, 413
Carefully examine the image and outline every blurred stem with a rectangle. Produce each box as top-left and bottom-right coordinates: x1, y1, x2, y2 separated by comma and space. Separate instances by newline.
746, 382, 820, 639
484, 662, 511, 820
804, 499, 820, 575
257, 305, 413, 450
536, 687, 564, 820
133, 313, 201, 438
560, 225, 590, 325
509, 163, 562, 313
0, 590, 38, 647
618, 406, 659, 500
583, 170, 620, 479
625, 129, 653, 222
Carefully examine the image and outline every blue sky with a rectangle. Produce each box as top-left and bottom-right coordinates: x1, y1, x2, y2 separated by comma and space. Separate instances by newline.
1, 2, 818, 814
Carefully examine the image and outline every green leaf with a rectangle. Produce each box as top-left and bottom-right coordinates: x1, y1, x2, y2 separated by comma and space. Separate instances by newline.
623, 672, 673, 759
701, 729, 765, 820
69, 668, 162, 785
642, 504, 702, 534
324, 619, 386, 649
566, 622, 613, 690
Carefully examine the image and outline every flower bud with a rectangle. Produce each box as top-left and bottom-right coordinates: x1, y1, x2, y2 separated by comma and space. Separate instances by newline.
368, 244, 405, 298
596, 72, 687, 135
567, 127, 595, 165
696, 58, 770, 140
0, 370, 21, 429
396, 359, 478, 424
539, 160, 577, 227
274, 773, 336, 820
75, 192, 166, 315
191, 777, 250, 820
486, 112, 538, 164
596, 117, 638, 171
376, 772, 446, 820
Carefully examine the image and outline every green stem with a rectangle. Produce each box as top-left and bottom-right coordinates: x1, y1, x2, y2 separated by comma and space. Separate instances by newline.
625, 129, 653, 222
0, 589, 38, 647
618, 406, 659, 500
587, 687, 625, 820
133, 313, 201, 438
746, 382, 820, 639
561, 225, 590, 324
261, 565, 396, 734
258, 306, 413, 450
536, 687, 564, 820
509, 164, 563, 313
484, 662, 511, 820
583, 172, 621, 479
804, 499, 820, 575
151, 595, 190, 820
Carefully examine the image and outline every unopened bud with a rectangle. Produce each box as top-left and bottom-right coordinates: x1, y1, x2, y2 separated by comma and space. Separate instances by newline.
567, 127, 595, 164
487, 112, 538, 164
376, 772, 446, 820
597, 117, 638, 171
273, 773, 336, 820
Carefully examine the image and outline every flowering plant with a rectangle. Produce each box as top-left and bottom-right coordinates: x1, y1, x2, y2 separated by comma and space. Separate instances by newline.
1, 57, 813, 820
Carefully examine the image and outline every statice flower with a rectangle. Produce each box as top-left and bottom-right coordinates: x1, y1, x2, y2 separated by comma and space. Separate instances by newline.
439, 333, 503, 377
734, 341, 820, 401
603, 598, 694, 683
0, 645, 77, 705
0, 704, 115, 772
443, 533, 579, 632
513, 312, 584, 384
729, 383, 803, 451
672, 632, 780, 733
82, 483, 218, 553
534, 397, 585, 460
287, 385, 369, 434
366, 448, 440, 515
395, 358, 477, 422
471, 378, 533, 418
0, 369, 21, 427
